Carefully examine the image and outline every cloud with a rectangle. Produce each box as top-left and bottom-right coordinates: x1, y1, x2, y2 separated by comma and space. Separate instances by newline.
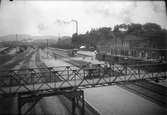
37, 24, 48, 31
0, 1, 166, 36
121, 2, 138, 24
54, 19, 71, 25
151, 1, 166, 13
85, 2, 138, 24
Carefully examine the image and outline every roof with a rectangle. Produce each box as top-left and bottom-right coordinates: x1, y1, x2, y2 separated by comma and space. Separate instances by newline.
80, 46, 86, 49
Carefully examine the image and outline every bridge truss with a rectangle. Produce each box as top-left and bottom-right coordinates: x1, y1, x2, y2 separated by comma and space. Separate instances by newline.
0, 63, 166, 114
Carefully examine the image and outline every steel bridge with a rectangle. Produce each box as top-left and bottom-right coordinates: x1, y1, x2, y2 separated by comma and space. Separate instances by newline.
0, 63, 166, 115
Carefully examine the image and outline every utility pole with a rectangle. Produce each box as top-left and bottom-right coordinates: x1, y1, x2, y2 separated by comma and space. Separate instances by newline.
16, 34, 18, 52
47, 39, 48, 58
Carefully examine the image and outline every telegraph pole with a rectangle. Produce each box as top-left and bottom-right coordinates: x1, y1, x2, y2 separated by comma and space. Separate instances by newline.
47, 39, 48, 58
16, 34, 18, 52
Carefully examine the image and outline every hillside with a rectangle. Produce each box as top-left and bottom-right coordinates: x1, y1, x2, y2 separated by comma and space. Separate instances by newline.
71, 23, 167, 50
0, 34, 59, 42
0, 34, 73, 48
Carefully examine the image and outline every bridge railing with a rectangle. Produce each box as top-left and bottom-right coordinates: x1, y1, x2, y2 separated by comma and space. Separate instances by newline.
0, 63, 166, 96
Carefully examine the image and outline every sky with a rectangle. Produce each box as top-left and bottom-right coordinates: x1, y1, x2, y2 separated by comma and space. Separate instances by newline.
0, 0, 166, 37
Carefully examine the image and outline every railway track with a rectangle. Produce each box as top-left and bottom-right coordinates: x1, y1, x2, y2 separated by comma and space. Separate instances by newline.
34, 49, 73, 115
50, 48, 89, 68
120, 81, 167, 108
0, 48, 36, 70
59, 95, 101, 115
134, 80, 167, 97
0, 48, 37, 114
34, 48, 102, 115
50, 48, 167, 109
19, 49, 37, 69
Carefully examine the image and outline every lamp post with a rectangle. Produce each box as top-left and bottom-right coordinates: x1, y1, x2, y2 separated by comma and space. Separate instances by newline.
71, 19, 78, 35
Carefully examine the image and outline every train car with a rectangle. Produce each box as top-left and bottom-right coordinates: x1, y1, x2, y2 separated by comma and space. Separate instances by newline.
68, 48, 78, 57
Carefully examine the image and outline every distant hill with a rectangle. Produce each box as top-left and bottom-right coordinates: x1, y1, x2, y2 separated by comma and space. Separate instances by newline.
50, 36, 73, 49
0, 34, 32, 42
0, 34, 60, 42
0, 34, 72, 48
71, 23, 167, 49
31, 36, 71, 45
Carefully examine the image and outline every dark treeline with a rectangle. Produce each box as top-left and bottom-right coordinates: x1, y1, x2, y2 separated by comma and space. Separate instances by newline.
71, 23, 167, 50
50, 37, 73, 49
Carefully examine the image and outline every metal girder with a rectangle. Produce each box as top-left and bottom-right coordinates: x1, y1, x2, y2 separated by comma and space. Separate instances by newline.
17, 94, 41, 115
17, 90, 84, 115
0, 63, 166, 96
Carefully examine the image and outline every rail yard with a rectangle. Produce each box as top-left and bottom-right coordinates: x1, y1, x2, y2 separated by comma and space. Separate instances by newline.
0, 1, 167, 115
0, 46, 166, 115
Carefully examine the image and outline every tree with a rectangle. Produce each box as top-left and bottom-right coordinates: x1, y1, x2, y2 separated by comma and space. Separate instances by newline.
143, 23, 162, 32
127, 23, 142, 35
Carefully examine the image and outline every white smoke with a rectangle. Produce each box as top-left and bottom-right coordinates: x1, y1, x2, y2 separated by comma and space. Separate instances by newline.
55, 19, 71, 25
